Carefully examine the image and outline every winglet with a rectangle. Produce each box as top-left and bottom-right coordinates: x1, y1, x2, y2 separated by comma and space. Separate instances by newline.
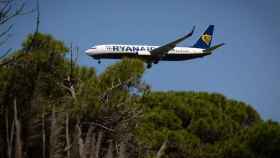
150, 26, 196, 55
187, 26, 195, 37
191, 26, 195, 34
175, 25, 196, 43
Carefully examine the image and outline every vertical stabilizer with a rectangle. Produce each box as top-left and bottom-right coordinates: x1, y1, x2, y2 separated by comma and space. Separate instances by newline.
193, 25, 214, 49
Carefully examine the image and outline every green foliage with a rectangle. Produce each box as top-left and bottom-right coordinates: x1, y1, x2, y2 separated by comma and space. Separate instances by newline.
244, 120, 280, 158
218, 138, 254, 158
0, 32, 279, 158
22, 32, 69, 53
136, 91, 266, 158
99, 58, 145, 90
0, 33, 70, 113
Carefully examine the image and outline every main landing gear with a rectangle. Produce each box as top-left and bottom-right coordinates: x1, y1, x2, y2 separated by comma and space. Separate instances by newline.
147, 63, 152, 69
153, 60, 159, 64
146, 60, 159, 69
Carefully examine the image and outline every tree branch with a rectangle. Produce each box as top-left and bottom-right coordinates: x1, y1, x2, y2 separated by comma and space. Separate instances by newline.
0, 0, 40, 67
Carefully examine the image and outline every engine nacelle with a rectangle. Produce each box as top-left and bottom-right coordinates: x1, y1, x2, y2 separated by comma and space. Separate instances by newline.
137, 51, 151, 56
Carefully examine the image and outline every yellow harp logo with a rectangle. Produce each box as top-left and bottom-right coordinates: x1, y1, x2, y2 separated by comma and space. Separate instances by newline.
201, 34, 212, 45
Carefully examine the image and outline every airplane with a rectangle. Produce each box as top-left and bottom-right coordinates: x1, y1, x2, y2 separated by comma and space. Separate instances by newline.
85, 25, 224, 68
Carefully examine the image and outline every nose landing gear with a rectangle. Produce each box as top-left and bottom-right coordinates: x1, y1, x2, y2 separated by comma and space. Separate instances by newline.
97, 60, 101, 64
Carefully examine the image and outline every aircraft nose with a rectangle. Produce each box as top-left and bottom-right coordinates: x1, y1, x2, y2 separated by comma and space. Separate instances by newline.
85, 49, 92, 55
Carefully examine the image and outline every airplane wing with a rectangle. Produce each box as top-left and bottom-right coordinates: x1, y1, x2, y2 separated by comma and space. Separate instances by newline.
150, 26, 195, 56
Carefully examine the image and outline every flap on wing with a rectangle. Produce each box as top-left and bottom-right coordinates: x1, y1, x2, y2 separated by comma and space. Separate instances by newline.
150, 26, 195, 56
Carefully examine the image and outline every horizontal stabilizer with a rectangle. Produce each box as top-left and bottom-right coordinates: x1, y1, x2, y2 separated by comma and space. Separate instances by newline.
203, 43, 225, 53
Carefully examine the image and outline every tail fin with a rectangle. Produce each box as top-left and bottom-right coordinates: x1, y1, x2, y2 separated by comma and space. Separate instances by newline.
193, 25, 214, 49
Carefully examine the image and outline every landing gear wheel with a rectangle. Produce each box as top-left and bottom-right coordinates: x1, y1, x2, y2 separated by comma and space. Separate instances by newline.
153, 60, 159, 64
98, 60, 101, 64
147, 63, 152, 69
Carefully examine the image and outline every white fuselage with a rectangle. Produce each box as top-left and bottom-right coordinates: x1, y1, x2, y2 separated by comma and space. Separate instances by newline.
86, 44, 208, 61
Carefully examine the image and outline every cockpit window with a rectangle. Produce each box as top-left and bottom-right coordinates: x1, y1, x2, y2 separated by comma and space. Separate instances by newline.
91, 46, 97, 49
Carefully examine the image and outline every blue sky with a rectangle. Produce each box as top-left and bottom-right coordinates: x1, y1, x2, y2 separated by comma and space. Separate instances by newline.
3, 0, 280, 121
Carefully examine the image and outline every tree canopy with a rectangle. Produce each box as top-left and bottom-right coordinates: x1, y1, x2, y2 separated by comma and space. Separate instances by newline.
0, 33, 279, 158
